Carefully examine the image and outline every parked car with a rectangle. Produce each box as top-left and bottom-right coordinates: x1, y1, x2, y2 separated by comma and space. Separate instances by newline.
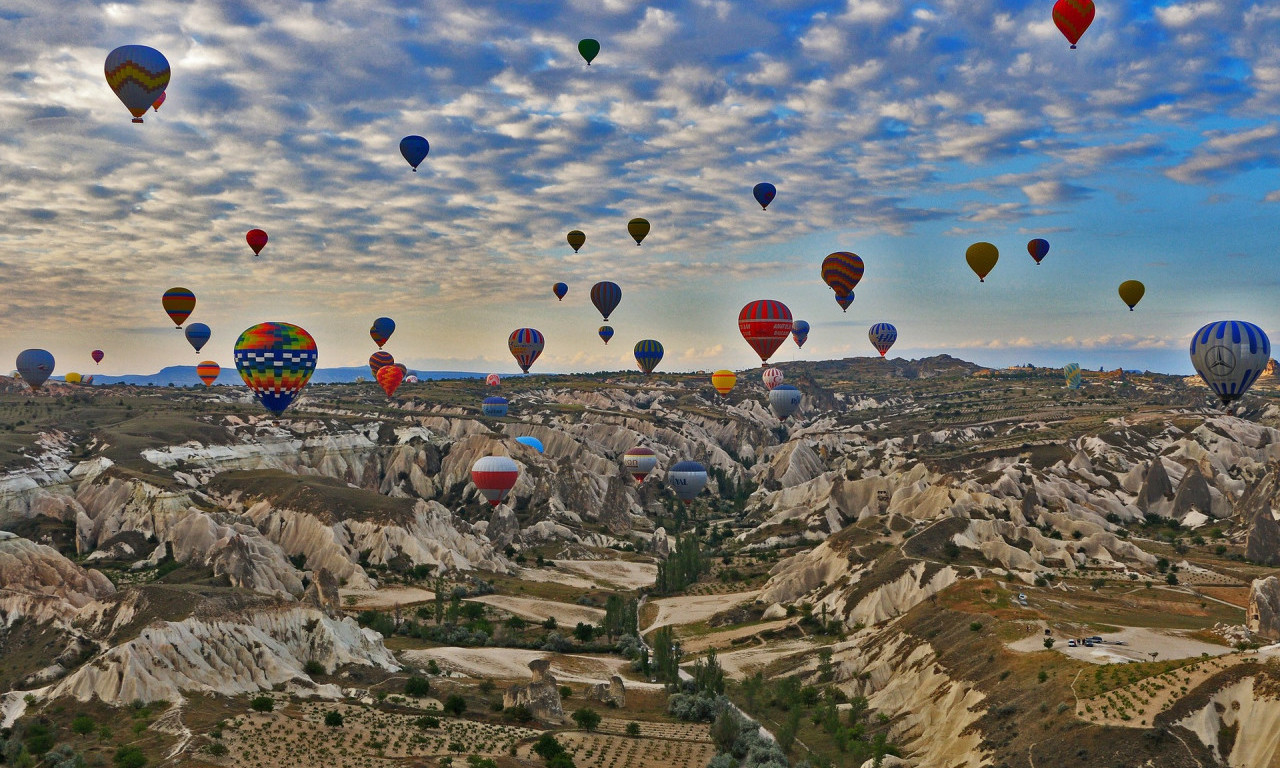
1083, 640, 1094, 647
1068, 639, 1077, 647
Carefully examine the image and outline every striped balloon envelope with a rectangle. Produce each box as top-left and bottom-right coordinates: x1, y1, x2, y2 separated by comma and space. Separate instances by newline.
376, 364, 404, 397
769, 384, 802, 420
471, 455, 519, 507
791, 320, 809, 349
233, 322, 318, 416
599, 326, 614, 345
762, 367, 783, 390
369, 351, 394, 377
634, 339, 663, 375
370, 317, 395, 348
591, 281, 622, 321
623, 447, 658, 483
162, 287, 196, 328
711, 369, 737, 396
104, 45, 170, 123
509, 328, 545, 373
482, 396, 509, 418
738, 300, 793, 364
668, 461, 708, 505
1189, 321, 1272, 406
868, 323, 897, 357
185, 322, 211, 353
196, 361, 221, 386
835, 292, 855, 312
1063, 363, 1083, 389
567, 230, 585, 252
821, 252, 864, 295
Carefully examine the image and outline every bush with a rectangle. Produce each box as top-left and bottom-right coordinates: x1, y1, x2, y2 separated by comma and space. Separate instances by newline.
559, 685, 572, 699
324, 711, 344, 728
405, 676, 431, 696
626, 721, 641, 737
969, 622, 983, 632
303, 659, 325, 676
533, 733, 567, 761
444, 694, 467, 716
206, 743, 228, 756
113, 746, 147, 768
72, 714, 96, 735
415, 715, 440, 729
571, 707, 601, 731
249, 696, 274, 712
505, 705, 533, 722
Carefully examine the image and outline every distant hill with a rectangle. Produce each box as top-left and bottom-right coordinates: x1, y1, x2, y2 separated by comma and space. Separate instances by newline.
77, 366, 487, 387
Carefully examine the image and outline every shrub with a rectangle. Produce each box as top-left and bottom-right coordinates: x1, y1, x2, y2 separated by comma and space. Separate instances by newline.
405, 676, 431, 696
533, 733, 566, 761
72, 714, 96, 735
206, 743, 229, 756
505, 705, 533, 723
969, 622, 983, 632
559, 685, 572, 699
415, 715, 440, 729
303, 660, 325, 676
444, 694, 467, 716
571, 707, 601, 731
324, 711, 344, 728
249, 696, 274, 712
113, 746, 147, 768
626, 721, 641, 737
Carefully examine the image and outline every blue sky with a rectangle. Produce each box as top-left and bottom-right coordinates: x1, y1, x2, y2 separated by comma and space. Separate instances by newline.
3, 0, 1280, 376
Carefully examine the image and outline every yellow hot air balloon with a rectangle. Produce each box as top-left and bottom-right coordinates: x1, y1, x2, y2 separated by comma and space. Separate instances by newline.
966, 242, 999, 282
567, 230, 586, 252
65, 372, 82, 384
1118, 280, 1145, 311
711, 369, 737, 396
627, 217, 650, 245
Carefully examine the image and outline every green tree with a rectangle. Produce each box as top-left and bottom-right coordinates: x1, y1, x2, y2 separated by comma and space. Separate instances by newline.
625, 721, 641, 737
113, 746, 147, 768
651, 626, 682, 689
710, 709, 740, 752
532, 733, 566, 761
249, 696, 274, 712
571, 708, 601, 731
444, 694, 467, 716
324, 711, 343, 728
573, 622, 595, 643
71, 714, 96, 735
691, 649, 725, 695
405, 676, 430, 696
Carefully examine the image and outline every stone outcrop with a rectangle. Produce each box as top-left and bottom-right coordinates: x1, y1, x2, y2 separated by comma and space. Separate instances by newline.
486, 505, 519, 551
1136, 459, 1175, 515
650, 527, 670, 559
587, 675, 626, 708
1246, 510, 1280, 566
0, 532, 115, 608
502, 658, 564, 723
302, 567, 342, 616
1248, 576, 1280, 640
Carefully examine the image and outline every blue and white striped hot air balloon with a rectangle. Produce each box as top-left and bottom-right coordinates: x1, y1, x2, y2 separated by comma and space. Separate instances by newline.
1190, 321, 1271, 406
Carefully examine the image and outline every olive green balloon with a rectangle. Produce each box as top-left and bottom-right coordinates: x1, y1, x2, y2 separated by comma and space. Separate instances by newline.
1118, 280, 1145, 311
567, 230, 586, 252
965, 242, 999, 282
578, 39, 600, 65
627, 217, 650, 246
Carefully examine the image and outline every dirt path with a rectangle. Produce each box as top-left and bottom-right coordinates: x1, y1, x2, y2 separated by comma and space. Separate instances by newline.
1008, 626, 1230, 664
641, 590, 760, 635
469, 594, 605, 627
339, 586, 435, 610
400, 647, 665, 689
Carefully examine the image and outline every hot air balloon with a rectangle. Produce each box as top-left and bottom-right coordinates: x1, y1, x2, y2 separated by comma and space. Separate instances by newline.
369, 351, 394, 377
162, 287, 196, 328
668, 461, 708, 505
482, 396, 509, 418
81, 375, 94, 385
553, 283, 568, 302
377, 365, 404, 397
868, 323, 897, 357
1063, 363, 1083, 389
405, 374, 419, 384
400, 135, 430, 171
634, 340, 663, 375
1028, 238, 1050, 265
599, 326, 614, 345
1053, 0, 1095, 49
509, 328, 545, 373
738, 300, 793, 364
753, 183, 776, 210
791, 320, 809, 349
233, 322, 318, 416
370, 317, 395, 348
623, 447, 658, 483
627, 218, 650, 246
769, 385, 802, 419
104, 45, 170, 123
197, 361, 221, 386
394, 363, 408, 378
15, 349, 54, 390
246, 229, 268, 256
64, 372, 82, 385
152, 91, 166, 111
836, 293, 855, 312
472, 455, 519, 506
516, 436, 544, 453
762, 367, 783, 390
567, 230, 586, 252
591, 281, 622, 321
1190, 321, 1272, 406
91, 350, 104, 365
821, 252, 864, 295
711, 370, 737, 396
578, 38, 600, 65
185, 322, 211, 353
486, 373, 501, 387
966, 242, 998, 282
1118, 280, 1145, 311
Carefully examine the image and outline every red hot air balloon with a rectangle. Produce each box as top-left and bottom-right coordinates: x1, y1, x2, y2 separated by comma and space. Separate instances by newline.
1053, 0, 1095, 49
486, 373, 501, 387
246, 229, 268, 256
369, 351, 394, 377
91, 350, 104, 365
738, 300, 793, 365
377, 364, 405, 397
472, 455, 519, 507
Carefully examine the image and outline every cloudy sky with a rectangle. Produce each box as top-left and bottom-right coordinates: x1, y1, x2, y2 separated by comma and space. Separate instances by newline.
3, 0, 1279, 376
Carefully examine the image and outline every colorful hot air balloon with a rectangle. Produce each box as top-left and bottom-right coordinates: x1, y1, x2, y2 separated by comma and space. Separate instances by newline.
185, 322, 211, 353
591, 281, 622, 321
15, 349, 54, 390
162, 288, 196, 328
711, 370, 737, 396
377, 364, 404, 397
791, 320, 809, 349
197, 361, 221, 386
769, 384, 802, 420
668, 461, 708, 505
400, 135, 430, 171
104, 45, 170, 123
1053, 0, 1095, 49
233, 322, 318, 416
369, 351, 394, 377
509, 328, 545, 373
91, 350, 104, 365
599, 326, 614, 345
246, 229, 268, 256
627, 218, 650, 245
553, 283, 569, 302
1118, 280, 1145, 311
472, 455, 519, 507
152, 91, 166, 111
578, 39, 600, 65
634, 340, 663, 375
482, 396, 509, 418
762, 367, 783, 390
1063, 363, 1083, 389
623, 447, 658, 483
370, 317, 395, 348
567, 230, 586, 252
966, 242, 999, 282
835, 293, 855, 312
868, 323, 897, 357
821, 252, 864, 295
64, 372, 82, 385
1190, 321, 1272, 406
515, 436, 544, 453
738, 300, 793, 364
393, 363, 408, 378
1028, 238, 1050, 265
486, 373, 501, 387
753, 183, 776, 210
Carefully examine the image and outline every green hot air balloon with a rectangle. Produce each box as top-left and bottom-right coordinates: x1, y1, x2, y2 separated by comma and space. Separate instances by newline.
627, 217, 650, 246
578, 39, 600, 65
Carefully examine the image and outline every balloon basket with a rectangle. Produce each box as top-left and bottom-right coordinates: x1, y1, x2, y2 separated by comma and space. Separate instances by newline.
132, 118, 144, 123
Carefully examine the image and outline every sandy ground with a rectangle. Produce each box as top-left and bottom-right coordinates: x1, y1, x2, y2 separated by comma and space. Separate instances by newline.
514, 566, 599, 590
553, 559, 658, 590
401, 647, 665, 689
339, 586, 435, 610
715, 638, 818, 678
469, 594, 606, 627
1008, 625, 1231, 664
681, 619, 796, 655
642, 590, 761, 634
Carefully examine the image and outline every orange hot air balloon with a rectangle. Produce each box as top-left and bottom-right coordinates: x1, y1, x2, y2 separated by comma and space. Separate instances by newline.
196, 361, 220, 386
377, 364, 405, 397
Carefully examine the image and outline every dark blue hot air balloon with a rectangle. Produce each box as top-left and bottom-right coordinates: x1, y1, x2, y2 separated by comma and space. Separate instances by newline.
370, 317, 395, 348
753, 182, 776, 210
400, 136, 430, 171
591, 281, 622, 321
184, 322, 211, 353
634, 339, 663, 375
1027, 238, 1050, 265
553, 282, 568, 301
15, 349, 54, 390
482, 396, 509, 418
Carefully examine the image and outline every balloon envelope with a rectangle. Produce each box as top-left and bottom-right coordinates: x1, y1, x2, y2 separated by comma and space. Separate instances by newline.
623, 447, 658, 483
91, 350, 104, 365
553, 282, 568, 301
246, 229, 268, 256
627, 218, 650, 245
668, 461, 708, 504
821, 252, 864, 294
104, 45, 170, 122
868, 323, 897, 357
738, 300, 793, 364
233, 322, 318, 416
1053, 0, 1095, 47
162, 287, 196, 327
197, 361, 221, 386
836, 293, 855, 312
509, 328, 545, 373
1190, 321, 1271, 406
369, 351, 394, 377
1063, 363, 1083, 389
1118, 280, 1145, 310
711, 370, 737, 396
567, 230, 586, 252
486, 373, 501, 387
377, 365, 404, 397
152, 91, 166, 111
753, 182, 776, 210
515, 436, 544, 453
370, 317, 395, 348
16, 349, 54, 390
578, 38, 600, 65
1027, 238, 1050, 265
482, 396, 509, 418
634, 339, 663, 375
591, 281, 622, 320
400, 135, 430, 170
65, 372, 82, 385
599, 326, 614, 345
791, 320, 809, 348
769, 385, 802, 419
966, 242, 999, 282
185, 322, 211, 353
762, 367, 783, 390
472, 455, 519, 506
